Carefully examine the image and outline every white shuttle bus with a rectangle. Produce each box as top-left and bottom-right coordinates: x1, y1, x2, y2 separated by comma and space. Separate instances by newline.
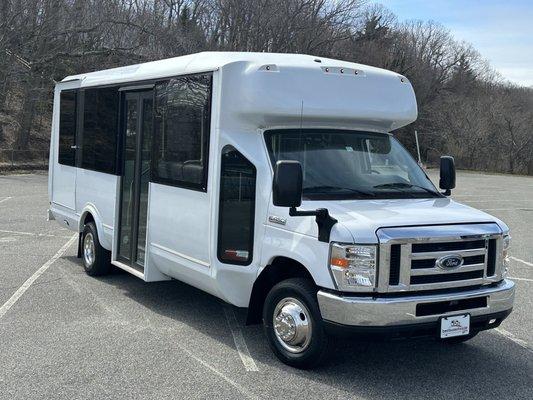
49, 52, 515, 368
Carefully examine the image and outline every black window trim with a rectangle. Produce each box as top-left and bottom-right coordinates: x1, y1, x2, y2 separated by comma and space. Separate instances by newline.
55, 70, 215, 178
58, 88, 79, 167
79, 87, 121, 175
150, 72, 213, 193
217, 145, 257, 266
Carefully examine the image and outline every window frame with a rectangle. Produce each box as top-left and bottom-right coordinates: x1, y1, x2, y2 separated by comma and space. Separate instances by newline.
80, 86, 121, 175
217, 145, 257, 266
58, 89, 78, 167
150, 72, 213, 192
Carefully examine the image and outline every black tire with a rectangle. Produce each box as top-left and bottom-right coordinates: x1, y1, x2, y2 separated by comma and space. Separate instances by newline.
81, 222, 111, 276
441, 332, 478, 344
263, 278, 329, 369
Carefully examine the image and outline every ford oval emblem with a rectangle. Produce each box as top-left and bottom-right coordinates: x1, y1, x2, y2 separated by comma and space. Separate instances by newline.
436, 254, 464, 269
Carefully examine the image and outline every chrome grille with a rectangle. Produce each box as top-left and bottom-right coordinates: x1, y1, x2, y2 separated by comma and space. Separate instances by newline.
377, 224, 504, 293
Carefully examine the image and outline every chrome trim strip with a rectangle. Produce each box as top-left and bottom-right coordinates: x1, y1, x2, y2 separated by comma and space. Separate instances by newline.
411, 248, 486, 259
317, 279, 515, 327
409, 278, 485, 291
411, 263, 485, 276
377, 223, 502, 243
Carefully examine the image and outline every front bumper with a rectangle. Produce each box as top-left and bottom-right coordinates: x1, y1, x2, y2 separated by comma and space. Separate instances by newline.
317, 279, 515, 329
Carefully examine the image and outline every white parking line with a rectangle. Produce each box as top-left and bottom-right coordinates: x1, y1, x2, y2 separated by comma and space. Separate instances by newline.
495, 328, 532, 353
0, 229, 71, 238
0, 196, 12, 205
0, 234, 77, 320
510, 256, 533, 267
481, 209, 515, 212
223, 305, 259, 372
508, 276, 533, 282
177, 343, 260, 400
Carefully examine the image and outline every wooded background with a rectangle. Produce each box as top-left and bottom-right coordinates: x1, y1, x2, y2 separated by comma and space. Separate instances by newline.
1, 0, 532, 173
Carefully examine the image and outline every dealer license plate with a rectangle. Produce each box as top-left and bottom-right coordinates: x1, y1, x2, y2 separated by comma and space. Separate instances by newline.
440, 314, 470, 338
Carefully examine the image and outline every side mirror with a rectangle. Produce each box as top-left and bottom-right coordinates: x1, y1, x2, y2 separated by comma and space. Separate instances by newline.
439, 156, 456, 196
273, 160, 302, 208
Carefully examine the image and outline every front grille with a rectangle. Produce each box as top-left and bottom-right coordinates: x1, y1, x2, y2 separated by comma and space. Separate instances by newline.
389, 244, 401, 285
412, 239, 486, 253
411, 270, 484, 285
487, 239, 497, 276
377, 224, 503, 293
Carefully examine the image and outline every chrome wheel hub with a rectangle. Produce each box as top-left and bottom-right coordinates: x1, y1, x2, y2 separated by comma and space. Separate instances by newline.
273, 297, 312, 353
83, 232, 95, 267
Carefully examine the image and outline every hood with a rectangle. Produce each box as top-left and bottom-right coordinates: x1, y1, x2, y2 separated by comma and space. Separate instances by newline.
298, 197, 506, 243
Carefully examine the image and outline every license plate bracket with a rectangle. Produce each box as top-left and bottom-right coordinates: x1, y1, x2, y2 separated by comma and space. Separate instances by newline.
440, 314, 470, 338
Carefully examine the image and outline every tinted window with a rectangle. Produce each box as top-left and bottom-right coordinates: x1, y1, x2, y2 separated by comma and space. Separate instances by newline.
81, 87, 119, 173
265, 129, 439, 200
153, 74, 212, 190
217, 146, 256, 265
58, 91, 77, 166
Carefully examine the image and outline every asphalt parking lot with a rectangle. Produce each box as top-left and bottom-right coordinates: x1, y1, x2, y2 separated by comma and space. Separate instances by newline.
0, 171, 532, 400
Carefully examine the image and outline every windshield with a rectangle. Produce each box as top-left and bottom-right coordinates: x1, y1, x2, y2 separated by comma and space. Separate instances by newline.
265, 129, 441, 200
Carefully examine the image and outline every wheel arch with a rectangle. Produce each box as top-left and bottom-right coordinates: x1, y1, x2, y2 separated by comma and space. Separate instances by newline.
78, 204, 111, 250
246, 256, 316, 325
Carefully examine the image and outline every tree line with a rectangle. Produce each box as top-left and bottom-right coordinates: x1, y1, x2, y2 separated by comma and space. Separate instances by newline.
1, 0, 531, 173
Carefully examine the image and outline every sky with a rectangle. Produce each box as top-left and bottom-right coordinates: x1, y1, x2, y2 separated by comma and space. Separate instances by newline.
370, 0, 533, 87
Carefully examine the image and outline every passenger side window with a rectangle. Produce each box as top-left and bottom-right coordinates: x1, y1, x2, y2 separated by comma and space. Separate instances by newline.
217, 146, 256, 265
58, 91, 77, 166
81, 87, 119, 174
152, 73, 212, 190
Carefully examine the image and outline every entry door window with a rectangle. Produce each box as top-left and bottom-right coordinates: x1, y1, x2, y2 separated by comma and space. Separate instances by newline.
118, 91, 153, 269
217, 146, 256, 265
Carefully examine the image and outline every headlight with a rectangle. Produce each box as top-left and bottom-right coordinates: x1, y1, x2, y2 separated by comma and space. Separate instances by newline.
502, 234, 511, 278
329, 243, 377, 291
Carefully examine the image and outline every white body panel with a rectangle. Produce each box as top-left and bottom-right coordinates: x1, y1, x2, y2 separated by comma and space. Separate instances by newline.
75, 170, 118, 249
48, 52, 508, 309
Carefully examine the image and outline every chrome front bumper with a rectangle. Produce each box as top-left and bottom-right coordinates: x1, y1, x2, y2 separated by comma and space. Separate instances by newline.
317, 279, 515, 327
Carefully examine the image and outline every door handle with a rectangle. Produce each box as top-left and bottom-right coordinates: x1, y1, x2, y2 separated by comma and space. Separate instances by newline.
70, 145, 80, 150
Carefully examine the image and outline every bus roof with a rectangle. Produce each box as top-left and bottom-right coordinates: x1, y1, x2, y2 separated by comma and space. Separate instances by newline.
61, 51, 402, 88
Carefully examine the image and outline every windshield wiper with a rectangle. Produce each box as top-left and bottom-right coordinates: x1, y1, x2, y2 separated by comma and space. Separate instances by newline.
373, 182, 440, 196
303, 185, 375, 197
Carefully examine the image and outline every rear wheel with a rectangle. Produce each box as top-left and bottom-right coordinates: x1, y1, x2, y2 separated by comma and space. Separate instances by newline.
82, 222, 111, 276
263, 278, 329, 369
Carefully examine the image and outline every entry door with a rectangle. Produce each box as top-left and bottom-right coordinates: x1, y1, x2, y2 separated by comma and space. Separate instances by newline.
117, 91, 153, 270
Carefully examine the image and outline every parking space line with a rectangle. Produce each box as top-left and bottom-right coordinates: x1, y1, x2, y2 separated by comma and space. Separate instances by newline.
481, 208, 521, 211
508, 276, 533, 282
495, 328, 532, 353
510, 256, 533, 267
223, 305, 259, 372
0, 234, 77, 320
177, 343, 260, 400
0, 196, 12, 205
0, 229, 71, 238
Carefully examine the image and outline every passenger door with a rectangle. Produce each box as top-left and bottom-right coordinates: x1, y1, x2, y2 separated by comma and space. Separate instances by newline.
117, 90, 153, 271
147, 74, 213, 281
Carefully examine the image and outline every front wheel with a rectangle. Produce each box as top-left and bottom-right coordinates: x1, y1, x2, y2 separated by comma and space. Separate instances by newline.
263, 278, 329, 369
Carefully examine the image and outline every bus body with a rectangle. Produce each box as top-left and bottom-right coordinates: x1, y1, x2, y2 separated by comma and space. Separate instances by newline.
49, 52, 515, 368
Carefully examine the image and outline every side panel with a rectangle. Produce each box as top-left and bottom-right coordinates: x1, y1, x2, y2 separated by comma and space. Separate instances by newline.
75, 169, 118, 249
148, 182, 213, 288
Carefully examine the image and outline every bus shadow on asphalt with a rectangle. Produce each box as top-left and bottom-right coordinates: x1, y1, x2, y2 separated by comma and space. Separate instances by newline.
70, 260, 531, 399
